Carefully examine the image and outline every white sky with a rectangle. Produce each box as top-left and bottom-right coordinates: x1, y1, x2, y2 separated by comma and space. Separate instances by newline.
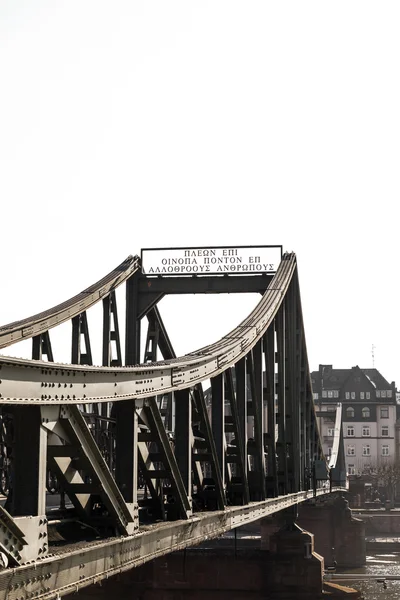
1, 2, 399, 386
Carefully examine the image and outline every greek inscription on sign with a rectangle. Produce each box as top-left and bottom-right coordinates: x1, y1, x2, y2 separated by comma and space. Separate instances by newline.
141, 246, 282, 276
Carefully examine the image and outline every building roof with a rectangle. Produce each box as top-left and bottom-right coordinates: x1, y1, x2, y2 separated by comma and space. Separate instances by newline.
311, 364, 395, 395
361, 368, 391, 389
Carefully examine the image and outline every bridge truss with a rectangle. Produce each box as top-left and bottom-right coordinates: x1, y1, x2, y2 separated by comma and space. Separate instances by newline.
0, 252, 346, 598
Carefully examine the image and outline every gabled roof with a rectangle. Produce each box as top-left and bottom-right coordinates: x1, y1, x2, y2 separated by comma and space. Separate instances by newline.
362, 369, 391, 389
311, 367, 349, 390
311, 364, 394, 393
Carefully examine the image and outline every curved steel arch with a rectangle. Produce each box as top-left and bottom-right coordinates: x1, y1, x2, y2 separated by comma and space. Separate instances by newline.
0, 253, 295, 404
0, 255, 139, 349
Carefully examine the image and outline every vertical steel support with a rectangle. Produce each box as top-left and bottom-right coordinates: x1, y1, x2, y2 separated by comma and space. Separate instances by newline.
192, 385, 225, 509
211, 373, 225, 492
235, 357, 248, 501
174, 388, 192, 510
32, 331, 54, 362
286, 278, 300, 493
6, 407, 46, 516
102, 290, 122, 427
102, 291, 122, 367
114, 403, 138, 511
125, 272, 141, 366
71, 312, 93, 365
264, 324, 278, 496
249, 341, 266, 499
276, 305, 288, 494
114, 272, 141, 510
224, 368, 249, 504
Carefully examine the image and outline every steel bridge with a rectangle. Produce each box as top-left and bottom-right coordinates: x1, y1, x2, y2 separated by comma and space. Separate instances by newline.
0, 249, 346, 599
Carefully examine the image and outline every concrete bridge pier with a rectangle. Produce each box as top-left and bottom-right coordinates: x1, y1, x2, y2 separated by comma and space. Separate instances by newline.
265, 520, 325, 599
74, 507, 326, 600
261, 496, 366, 568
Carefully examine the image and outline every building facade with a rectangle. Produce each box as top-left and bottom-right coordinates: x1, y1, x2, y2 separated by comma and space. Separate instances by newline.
311, 365, 397, 476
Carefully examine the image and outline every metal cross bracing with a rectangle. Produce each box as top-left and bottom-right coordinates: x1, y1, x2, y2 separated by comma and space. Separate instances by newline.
0, 252, 347, 598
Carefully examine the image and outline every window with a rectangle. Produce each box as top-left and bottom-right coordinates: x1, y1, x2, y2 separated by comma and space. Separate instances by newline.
351, 392, 356, 399
381, 407, 389, 418
347, 426, 355, 437
360, 392, 365, 400
362, 426, 370, 437
366, 392, 370, 399
382, 426, 389, 437
381, 391, 387, 398
376, 391, 381, 398
313, 393, 319, 400
387, 390, 392, 398
382, 445, 389, 456
347, 445, 355, 456
345, 392, 350, 400
322, 391, 327, 398
362, 445, 371, 456
354, 376, 361, 383
327, 428, 335, 437
348, 464, 356, 475
362, 407, 370, 418
346, 407, 355, 418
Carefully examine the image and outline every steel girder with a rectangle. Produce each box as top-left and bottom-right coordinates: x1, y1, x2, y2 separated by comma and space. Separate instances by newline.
0, 252, 345, 587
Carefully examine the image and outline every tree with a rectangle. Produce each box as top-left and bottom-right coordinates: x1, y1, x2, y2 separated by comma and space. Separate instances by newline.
362, 461, 400, 507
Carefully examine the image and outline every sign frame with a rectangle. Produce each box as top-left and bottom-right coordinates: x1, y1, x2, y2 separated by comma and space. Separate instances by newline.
141, 245, 283, 277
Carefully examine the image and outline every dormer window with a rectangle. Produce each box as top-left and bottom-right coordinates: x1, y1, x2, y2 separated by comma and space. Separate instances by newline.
346, 407, 355, 418
362, 407, 370, 418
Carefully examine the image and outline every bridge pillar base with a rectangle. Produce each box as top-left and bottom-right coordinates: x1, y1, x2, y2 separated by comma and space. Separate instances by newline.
297, 496, 366, 568
266, 522, 324, 598
261, 497, 366, 568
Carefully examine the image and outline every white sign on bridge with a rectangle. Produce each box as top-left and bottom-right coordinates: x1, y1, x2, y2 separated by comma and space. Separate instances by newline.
141, 246, 282, 276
